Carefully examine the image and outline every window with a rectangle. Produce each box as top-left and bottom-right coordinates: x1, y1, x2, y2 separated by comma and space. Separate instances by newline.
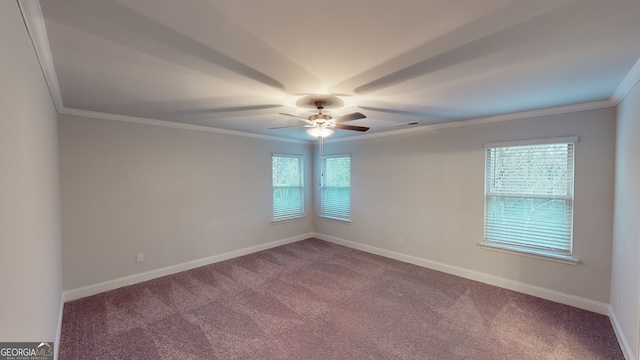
272, 154, 304, 222
482, 137, 577, 260
320, 155, 351, 222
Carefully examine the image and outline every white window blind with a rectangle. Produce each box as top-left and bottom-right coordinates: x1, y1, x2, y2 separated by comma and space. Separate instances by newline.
483, 138, 576, 258
272, 154, 304, 222
320, 155, 350, 221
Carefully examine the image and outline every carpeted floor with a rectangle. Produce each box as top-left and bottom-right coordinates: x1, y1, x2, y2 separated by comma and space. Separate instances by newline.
59, 238, 623, 359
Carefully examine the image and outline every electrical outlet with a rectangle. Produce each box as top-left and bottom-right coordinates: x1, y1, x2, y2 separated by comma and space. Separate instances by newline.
617, 293, 621, 303
136, 253, 144, 263
398, 237, 404, 245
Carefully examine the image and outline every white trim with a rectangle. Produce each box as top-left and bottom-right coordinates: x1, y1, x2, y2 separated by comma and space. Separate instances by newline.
611, 56, 640, 104
17, 0, 64, 112
54, 293, 63, 360
62, 233, 312, 302
57, 100, 612, 145
59, 108, 308, 144
315, 233, 609, 315
478, 243, 579, 265
321, 153, 351, 159
272, 152, 304, 158
326, 100, 614, 143
484, 135, 579, 149
318, 215, 352, 223
270, 216, 307, 224
609, 306, 636, 360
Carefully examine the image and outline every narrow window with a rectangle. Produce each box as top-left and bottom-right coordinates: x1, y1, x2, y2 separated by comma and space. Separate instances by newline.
272, 154, 304, 222
320, 155, 351, 222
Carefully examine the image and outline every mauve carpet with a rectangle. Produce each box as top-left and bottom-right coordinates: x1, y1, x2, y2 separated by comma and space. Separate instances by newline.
59, 238, 623, 359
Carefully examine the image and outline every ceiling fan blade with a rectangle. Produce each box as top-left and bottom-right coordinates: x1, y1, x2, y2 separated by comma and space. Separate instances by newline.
333, 112, 366, 123
268, 125, 308, 130
334, 124, 370, 132
279, 112, 311, 122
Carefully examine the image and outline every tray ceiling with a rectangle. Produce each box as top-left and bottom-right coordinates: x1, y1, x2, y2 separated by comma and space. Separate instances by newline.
24, 0, 640, 141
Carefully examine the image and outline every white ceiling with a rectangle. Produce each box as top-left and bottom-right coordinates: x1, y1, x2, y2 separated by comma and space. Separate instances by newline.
26, 0, 640, 141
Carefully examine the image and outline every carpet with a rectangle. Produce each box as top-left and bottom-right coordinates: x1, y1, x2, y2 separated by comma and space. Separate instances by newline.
59, 238, 623, 359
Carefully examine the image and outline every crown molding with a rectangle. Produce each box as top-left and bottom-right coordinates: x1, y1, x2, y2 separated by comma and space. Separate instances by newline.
610, 56, 640, 104
60, 100, 613, 146
59, 107, 309, 144
18, 0, 64, 112
325, 99, 615, 143
18, 0, 623, 144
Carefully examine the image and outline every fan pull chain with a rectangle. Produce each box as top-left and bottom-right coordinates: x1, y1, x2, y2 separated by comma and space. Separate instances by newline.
319, 136, 324, 187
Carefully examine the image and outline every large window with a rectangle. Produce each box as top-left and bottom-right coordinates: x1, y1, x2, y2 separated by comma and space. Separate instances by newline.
482, 137, 577, 260
272, 154, 304, 222
320, 155, 351, 222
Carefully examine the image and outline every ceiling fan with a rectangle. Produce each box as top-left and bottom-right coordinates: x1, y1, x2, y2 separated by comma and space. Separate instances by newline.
270, 101, 369, 138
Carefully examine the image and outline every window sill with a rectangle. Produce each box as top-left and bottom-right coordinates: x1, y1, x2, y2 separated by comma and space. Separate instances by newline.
318, 215, 351, 224
272, 216, 306, 224
478, 242, 579, 265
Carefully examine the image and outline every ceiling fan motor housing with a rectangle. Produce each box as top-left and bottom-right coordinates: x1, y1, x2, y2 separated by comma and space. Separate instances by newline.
309, 113, 332, 122
274, 97, 368, 134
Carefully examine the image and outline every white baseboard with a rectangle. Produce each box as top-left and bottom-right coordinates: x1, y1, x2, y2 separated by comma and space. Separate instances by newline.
315, 233, 610, 315
62, 231, 611, 314
609, 306, 636, 360
54, 293, 63, 360
63, 233, 312, 302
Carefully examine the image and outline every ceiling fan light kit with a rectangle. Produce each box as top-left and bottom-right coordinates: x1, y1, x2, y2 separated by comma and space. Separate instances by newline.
273, 99, 369, 139
306, 127, 334, 138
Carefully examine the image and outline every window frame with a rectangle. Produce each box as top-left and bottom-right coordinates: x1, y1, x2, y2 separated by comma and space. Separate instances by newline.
319, 154, 351, 222
481, 136, 579, 264
271, 153, 305, 222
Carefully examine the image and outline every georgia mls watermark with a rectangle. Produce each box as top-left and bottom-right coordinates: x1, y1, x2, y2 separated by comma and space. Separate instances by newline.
0, 343, 53, 360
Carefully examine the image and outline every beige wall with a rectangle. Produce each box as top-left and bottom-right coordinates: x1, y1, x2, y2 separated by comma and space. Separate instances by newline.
59, 115, 313, 290
315, 108, 616, 306
59, 104, 618, 321
57, 89, 626, 350
0, 0, 62, 347
611, 80, 640, 359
